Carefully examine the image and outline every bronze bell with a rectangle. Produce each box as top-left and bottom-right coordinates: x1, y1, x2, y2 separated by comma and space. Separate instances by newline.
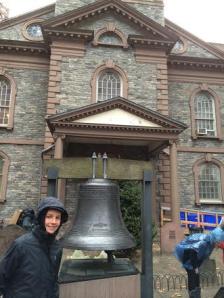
61, 153, 136, 251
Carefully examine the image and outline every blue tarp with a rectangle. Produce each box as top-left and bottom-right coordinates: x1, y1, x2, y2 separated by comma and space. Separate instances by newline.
175, 226, 224, 270
180, 210, 223, 230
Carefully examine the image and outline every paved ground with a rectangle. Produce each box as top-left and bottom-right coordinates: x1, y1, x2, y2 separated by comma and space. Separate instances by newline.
131, 245, 224, 297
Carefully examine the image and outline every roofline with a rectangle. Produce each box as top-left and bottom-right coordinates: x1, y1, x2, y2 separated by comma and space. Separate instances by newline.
0, 39, 49, 56
46, 97, 187, 130
0, 4, 55, 30
42, 0, 177, 42
165, 18, 224, 60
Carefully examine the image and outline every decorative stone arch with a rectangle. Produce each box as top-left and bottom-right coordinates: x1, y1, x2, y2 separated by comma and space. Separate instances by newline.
0, 150, 10, 202
171, 37, 188, 55
193, 154, 224, 205
22, 18, 44, 41
92, 23, 128, 49
90, 59, 128, 102
0, 68, 17, 130
189, 84, 221, 139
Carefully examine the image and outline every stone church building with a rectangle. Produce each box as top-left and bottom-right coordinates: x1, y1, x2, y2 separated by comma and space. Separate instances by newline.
0, 0, 224, 248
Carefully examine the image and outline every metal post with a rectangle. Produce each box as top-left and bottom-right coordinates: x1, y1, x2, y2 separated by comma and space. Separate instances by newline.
141, 170, 153, 298
91, 152, 97, 178
102, 152, 108, 179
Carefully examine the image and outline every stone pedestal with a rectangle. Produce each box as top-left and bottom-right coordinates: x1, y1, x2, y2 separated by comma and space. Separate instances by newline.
59, 258, 140, 298
160, 222, 185, 254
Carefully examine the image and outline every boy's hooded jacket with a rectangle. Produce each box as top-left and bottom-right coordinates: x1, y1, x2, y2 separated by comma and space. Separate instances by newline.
0, 197, 68, 298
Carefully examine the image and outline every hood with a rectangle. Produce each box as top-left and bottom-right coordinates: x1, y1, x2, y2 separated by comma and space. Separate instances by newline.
37, 196, 68, 224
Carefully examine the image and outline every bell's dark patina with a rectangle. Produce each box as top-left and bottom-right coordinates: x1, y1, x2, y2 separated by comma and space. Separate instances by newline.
61, 177, 136, 250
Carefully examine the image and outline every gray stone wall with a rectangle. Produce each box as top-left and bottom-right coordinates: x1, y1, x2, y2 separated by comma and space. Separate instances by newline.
177, 152, 224, 212
0, 67, 48, 220
168, 82, 224, 147
0, 144, 43, 220
183, 41, 218, 59
76, 13, 142, 36
58, 45, 157, 112
169, 81, 224, 208
55, 0, 164, 24
128, 3, 164, 25
0, 68, 48, 139
0, 12, 54, 41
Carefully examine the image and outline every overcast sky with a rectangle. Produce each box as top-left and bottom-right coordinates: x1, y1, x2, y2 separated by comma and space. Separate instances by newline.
1, 0, 224, 44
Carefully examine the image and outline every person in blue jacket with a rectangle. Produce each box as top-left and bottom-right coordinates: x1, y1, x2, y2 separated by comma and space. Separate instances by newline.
0, 196, 68, 298
175, 219, 224, 298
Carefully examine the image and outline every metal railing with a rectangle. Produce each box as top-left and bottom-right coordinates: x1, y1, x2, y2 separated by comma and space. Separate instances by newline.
153, 270, 224, 292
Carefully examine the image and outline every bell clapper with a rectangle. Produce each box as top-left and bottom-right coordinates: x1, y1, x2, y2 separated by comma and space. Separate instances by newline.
105, 250, 115, 264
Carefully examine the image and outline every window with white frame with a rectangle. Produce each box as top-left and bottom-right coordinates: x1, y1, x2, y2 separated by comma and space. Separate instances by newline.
198, 163, 221, 201
194, 91, 216, 136
0, 76, 11, 126
97, 71, 122, 101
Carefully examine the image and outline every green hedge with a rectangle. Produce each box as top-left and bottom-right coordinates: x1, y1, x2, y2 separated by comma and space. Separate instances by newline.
119, 180, 157, 249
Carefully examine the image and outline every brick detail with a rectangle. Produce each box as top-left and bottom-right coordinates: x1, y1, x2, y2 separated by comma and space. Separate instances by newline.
157, 152, 171, 206
42, 50, 62, 196
43, 49, 62, 152
40, 176, 48, 197
156, 63, 168, 115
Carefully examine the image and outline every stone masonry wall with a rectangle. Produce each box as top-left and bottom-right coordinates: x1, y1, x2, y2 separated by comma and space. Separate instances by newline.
55, 0, 164, 25
57, 46, 157, 112
168, 82, 224, 147
0, 68, 48, 139
183, 41, 218, 59
0, 144, 43, 221
0, 12, 54, 41
169, 81, 224, 209
0, 67, 48, 220
177, 152, 224, 212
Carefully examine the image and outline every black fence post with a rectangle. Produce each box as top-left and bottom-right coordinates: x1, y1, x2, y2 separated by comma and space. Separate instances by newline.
141, 170, 153, 298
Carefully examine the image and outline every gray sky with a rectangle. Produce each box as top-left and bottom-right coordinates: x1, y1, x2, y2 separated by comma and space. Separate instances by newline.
2, 0, 224, 44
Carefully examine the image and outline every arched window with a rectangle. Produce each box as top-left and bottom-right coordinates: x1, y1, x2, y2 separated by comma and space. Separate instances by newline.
0, 76, 11, 126
0, 72, 16, 129
193, 157, 224, 204
198, 163, 221, 200
92, 24, 128, 48
91, 60, 128, 103
190, 86, 221, 139
194, 91, 216, 136
0, 151, 10, 202
97, 70, 121, 101
98, 32, 123, 46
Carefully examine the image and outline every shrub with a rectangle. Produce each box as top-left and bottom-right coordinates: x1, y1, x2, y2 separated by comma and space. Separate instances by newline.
119, 180, 157, 250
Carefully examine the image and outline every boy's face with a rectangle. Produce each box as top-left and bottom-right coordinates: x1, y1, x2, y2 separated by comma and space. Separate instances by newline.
44, 209, 61, 234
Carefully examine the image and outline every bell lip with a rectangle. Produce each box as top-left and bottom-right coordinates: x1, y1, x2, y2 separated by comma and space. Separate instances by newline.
60, 243, 136, 251
82, 178, 116, 184
60, 236, 136, 251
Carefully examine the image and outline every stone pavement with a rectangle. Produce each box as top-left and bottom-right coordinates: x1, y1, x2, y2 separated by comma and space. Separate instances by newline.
132, 245, 224, 297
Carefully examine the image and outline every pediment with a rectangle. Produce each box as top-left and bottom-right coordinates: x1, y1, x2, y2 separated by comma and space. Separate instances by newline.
166, 19, 224, 60
74, 108, 161, 127
46, 97, 187, 134
42, 0, 177, 47
0, 4, 55, 31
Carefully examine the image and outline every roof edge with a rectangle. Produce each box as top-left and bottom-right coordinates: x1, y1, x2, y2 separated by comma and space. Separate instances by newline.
165, 18, 224, 60
0, 4, 55, 30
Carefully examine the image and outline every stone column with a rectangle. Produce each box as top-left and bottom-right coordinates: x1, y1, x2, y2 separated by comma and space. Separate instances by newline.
170, 140, 180, 223
54, 135, 64, 159
54, 135, 66, 202
160, 141, 185, 253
